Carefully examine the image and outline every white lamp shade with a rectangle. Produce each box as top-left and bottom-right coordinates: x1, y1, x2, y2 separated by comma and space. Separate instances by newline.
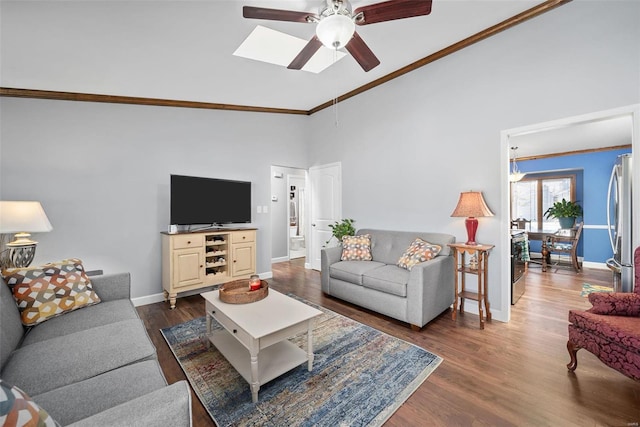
316, 14, 355, 49
0, 201, 53, 234
509, 172, 526, 182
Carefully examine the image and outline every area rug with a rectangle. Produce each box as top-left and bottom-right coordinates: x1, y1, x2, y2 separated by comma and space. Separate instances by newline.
161, 297, 442, 427
581, 282, 614, 297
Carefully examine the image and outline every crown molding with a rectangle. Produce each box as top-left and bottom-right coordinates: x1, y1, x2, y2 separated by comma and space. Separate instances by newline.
309, 0, 571, 114
0, 88, 309, 116
518, 144, 632, 162
0, 0, 571, 116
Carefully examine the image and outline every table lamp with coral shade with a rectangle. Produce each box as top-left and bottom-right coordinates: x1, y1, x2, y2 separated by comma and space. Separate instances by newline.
450, 191, 494, 245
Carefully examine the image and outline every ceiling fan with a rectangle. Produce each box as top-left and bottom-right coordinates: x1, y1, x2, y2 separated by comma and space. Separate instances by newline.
243, 0, 433, 72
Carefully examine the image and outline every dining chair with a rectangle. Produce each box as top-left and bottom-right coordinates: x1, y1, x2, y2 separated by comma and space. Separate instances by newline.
542, 222, 583, 272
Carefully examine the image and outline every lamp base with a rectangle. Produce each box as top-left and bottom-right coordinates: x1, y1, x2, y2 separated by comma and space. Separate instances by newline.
465, 217, 479, 245
9, 244, 37, 268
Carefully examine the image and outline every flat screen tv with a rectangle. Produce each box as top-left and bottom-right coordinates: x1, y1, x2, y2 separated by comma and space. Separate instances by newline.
170, 174, 251, 225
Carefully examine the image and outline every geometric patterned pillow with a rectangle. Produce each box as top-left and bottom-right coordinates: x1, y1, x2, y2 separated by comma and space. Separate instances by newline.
1, 258, 101, 326
397, 238, 441, 271
341, 234, 373, 261
0, 379, 59, 427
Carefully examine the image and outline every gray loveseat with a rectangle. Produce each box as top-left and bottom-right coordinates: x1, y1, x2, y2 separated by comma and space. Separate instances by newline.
1, 272, 192, 426
321, 229, 455, 330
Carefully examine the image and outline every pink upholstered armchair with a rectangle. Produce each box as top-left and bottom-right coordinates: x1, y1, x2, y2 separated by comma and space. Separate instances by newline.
566, 247, 640, 380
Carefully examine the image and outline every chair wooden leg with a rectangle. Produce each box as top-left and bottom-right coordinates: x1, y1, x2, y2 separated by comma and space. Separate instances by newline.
567, 340, 581, 371
572, 252, 581, 272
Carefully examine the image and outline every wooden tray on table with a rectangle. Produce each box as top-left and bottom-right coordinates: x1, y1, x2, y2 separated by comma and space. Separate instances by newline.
219, 279, 269, 304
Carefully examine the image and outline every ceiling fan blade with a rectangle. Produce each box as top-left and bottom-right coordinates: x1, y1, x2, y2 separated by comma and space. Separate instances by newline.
288, 36, 323, 70
354, 0, 432, 25
243, 6, 317, 23
345, 32, 380, 72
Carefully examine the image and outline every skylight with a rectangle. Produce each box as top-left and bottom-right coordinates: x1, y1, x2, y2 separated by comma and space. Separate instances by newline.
233, 26, 346, 74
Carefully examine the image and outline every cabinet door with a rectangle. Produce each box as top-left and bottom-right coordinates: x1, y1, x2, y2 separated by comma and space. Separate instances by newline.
173, 248, 204, 288
231, 243, 255, 277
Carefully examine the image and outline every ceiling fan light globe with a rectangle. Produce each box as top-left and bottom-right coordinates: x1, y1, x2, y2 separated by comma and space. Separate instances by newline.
316, 14, 355, 49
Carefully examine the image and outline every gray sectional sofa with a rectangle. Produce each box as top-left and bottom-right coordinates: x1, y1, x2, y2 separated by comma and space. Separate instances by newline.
1, 272, 192, 426
321, 229, 455, 329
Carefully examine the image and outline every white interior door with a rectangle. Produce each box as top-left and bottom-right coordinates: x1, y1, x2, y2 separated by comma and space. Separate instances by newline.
309, 162, 342, 270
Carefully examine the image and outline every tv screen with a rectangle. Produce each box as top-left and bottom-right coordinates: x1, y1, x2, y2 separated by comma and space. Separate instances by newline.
170, 175, 251, 225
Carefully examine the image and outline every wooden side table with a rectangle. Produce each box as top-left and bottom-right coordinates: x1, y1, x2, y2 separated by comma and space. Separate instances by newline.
448, 242, 495, 329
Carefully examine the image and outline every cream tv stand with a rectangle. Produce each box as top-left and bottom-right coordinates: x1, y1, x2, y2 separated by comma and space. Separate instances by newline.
161, 228, 256, 309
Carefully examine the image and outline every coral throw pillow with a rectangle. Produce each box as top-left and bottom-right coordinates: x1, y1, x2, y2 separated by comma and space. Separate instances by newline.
2, 258, 101, 326
397, 238, 441, 271
341, 234, 373, 261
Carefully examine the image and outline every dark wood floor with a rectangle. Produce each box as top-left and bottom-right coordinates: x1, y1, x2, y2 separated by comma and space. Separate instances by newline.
137, 260, 640, 426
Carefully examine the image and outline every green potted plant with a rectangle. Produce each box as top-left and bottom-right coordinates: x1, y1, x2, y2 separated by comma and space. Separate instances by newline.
544, 198, 583, 229
326, 218, 356, 245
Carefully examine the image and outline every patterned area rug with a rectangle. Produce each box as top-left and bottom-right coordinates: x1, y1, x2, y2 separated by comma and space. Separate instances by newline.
581, 283, 614, 297
161, 296, 442, 427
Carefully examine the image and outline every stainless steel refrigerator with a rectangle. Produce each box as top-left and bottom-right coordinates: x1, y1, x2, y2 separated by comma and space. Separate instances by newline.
606, 153, 633, 292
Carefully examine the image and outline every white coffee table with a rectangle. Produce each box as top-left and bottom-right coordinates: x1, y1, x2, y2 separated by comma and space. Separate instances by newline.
201, 288, 322, 403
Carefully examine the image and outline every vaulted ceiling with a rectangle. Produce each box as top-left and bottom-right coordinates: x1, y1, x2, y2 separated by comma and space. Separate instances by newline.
1, 0, 568, 113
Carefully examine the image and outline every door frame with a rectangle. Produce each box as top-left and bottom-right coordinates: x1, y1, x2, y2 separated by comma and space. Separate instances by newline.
287, 173, 308, 261
500, 104, 640, 322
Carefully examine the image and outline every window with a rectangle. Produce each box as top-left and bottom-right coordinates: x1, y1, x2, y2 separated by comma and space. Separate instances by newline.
511, 174, 576, 230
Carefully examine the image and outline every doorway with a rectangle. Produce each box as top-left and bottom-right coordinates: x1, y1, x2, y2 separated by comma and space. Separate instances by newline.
500, 104, 639, 322
288, 175, 306, 260
270, 163, 343, 270
270, 166, 307, 264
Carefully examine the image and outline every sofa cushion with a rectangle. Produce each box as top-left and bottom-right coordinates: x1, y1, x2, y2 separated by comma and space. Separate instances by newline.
569, 309, 640, 349
2, 259, 101, 326
0, 378, 58, 427
341, 234, 373, 261
0, 277, 24, 369
396, 238, 441, 270
588, 292, 640, 316
357, 229, 454, 265
330, 261, 386, 286
32, 360, 167, 426
362, 265, 410, 297
1, 319, 157, 396
21, 299, 141, 346
66, 381, 192, 427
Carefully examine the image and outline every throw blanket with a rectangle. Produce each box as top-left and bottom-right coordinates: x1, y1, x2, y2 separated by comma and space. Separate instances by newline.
515, 236, 530, 262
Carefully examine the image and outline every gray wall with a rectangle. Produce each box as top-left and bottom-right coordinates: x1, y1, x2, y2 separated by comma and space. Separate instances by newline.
306, 0, 640, 319
0, 98, 308, 299
1, 1, 638, 315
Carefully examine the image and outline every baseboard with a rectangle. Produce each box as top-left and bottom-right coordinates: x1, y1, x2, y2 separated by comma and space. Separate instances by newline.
529, 253, 607, 271
131, 270, 274, 307
131, 292, 166, 307
458, 304, 507, 323
582, 261, 608, 270
271, 256, 289, 263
